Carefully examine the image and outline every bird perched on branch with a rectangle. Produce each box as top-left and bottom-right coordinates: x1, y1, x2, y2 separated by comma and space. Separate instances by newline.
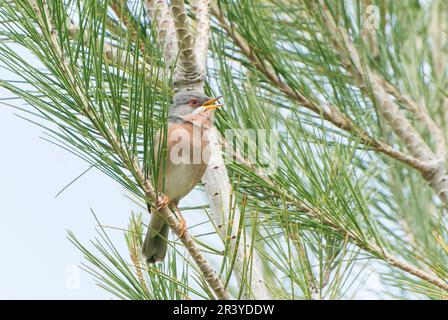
143, 91, 223, 264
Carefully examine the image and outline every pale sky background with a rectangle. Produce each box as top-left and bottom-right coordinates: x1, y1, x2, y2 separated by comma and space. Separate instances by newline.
0, 99, 134, 299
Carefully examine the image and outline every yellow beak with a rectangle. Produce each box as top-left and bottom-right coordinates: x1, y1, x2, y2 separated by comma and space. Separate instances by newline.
202, 96, 223, 111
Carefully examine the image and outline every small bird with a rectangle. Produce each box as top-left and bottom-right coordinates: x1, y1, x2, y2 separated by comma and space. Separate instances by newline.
143, 91, 223, 263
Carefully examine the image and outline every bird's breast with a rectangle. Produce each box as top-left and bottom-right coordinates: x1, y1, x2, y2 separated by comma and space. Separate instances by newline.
157, 123, 210, 203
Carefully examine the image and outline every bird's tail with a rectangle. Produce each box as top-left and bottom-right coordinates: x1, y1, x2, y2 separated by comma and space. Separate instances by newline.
142, 214, 169, 264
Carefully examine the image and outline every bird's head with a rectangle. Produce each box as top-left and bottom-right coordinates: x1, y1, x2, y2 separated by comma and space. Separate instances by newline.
169, 91, 223, 120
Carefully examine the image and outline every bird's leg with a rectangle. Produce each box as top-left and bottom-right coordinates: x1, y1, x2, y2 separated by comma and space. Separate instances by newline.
173, 203, 187, 238
156, 195, 186, 237
156, 194, 169, 211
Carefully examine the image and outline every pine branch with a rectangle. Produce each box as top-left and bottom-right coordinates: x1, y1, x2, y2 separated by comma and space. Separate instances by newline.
315, 0, 448, 203
67, 21, 152, 76
109, 0, 146, 54
209, 1, 431, 174
295, 203, 448, 292
225, 143, 448, 293
145, 0, 178, 64
192, 0, 210, 71
429, 1, 448, 130
170, 0, 204, 91
203, 128, 272, 299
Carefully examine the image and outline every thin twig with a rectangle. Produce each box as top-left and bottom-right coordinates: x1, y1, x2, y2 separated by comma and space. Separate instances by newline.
109, 0, 146, 54
226, 145, 448, 292
299, 203, 448, 292
67, 21, 152, 75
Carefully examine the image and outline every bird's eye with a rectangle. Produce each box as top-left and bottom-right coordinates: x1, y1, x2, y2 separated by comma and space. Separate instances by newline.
189, 98, 200, 106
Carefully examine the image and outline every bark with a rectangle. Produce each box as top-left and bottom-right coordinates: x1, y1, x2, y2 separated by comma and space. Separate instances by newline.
192, 0, 210, 71
145, 0, 178, 64
203, 128, 271, 299
170, 0, 204, 91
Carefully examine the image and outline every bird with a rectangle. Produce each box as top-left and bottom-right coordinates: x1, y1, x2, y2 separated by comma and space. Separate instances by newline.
142, 91, 223, 264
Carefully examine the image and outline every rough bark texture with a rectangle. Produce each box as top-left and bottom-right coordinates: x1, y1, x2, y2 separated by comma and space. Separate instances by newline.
145, 0, 178, 64
192, 0, 210, 71
170, 0, 204, 91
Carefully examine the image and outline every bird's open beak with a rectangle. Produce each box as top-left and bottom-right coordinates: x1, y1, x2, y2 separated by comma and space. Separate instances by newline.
202, 96, 223, 111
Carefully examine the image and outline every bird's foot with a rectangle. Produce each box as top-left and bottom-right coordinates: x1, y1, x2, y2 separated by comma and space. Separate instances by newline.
173, 204, 187, 238
156, 194, 169, 211
177, 214, 187, 238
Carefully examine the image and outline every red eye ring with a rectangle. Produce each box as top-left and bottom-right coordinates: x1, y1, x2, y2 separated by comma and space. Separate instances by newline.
189, 98, 200, 106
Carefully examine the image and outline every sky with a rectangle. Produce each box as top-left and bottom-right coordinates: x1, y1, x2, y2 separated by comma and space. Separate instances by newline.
0, 99, 137, 299
0, 37, 142, 298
